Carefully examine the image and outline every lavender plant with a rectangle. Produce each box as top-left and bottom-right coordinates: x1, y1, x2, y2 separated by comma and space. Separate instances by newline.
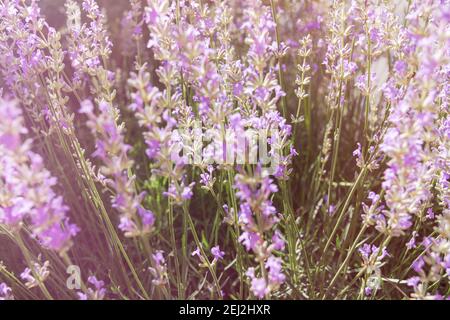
0, 0, 448, 301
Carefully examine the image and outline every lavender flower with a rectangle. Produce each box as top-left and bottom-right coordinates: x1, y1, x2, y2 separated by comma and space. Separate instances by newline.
80, 99, 154, 237
0, 283, 13, 300
20, 260, 50, 289
235, 167, 286, 298
211, 246, 225, 260
0, 0, 448, 302
0, 98, 78, 253
149, 250, 169, 286
379, 0, 449, 239
78, 276, 106, 300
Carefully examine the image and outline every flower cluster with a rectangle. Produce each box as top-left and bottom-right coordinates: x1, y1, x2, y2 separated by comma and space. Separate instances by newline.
0, 0, 448, 301
149, 250, 169, 287
379, 1, 449, 239
80, 99, 154, 237
20, 259, 50, 289
235, 167, 286, 298
0, 98, 78, 253
77, 276, 107, 300
0, 283, 13, 300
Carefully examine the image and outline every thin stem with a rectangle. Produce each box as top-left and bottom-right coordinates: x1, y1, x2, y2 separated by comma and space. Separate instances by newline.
15, 233, 53, 300
183, 205, 223, 299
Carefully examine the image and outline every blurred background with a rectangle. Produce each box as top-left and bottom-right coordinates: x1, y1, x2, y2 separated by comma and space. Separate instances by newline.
40, 0, 126, 29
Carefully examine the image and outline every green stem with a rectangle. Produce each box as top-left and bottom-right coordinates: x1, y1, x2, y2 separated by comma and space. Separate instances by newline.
183, 205, 223, 299
15, 233, 53, 300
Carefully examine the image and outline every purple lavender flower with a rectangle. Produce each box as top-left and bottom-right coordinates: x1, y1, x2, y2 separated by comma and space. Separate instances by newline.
0, 99, 78, 253
266, 256, 285, 286
0, 283, 13, 300
250, 277, 268, 299
20, 260, 50, 289
191, 247, 201, 258
149, 250, 168, 286
78, 276, 106, 300
359, 244, 388, 276
379, 0, 448, 243
211, 246, 225, 260
0, 0, 448, 302
271, 230, 286, 251
246, 268, 268, 299
235, 166, 286, 298
80, 99, 154, 237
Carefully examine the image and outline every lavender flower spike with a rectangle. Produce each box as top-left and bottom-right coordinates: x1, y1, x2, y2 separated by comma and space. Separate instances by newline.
0, 98, 79, 253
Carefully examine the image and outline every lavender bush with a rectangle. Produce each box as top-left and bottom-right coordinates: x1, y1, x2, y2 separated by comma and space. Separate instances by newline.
0, 0, 448, 300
